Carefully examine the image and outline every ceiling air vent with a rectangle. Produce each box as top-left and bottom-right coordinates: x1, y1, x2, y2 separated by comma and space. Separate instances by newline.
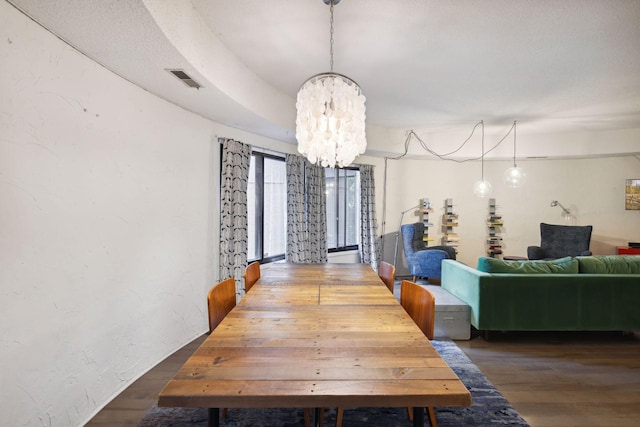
167, 69, 202, 89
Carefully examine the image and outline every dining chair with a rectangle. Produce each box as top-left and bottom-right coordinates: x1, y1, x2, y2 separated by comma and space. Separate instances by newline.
401, 279, 438, 427
244, 261, 261, 292
378, 261, 396, 293
207, 277, 236, 333
304, 409, 325, 427
206, 277, 236, 422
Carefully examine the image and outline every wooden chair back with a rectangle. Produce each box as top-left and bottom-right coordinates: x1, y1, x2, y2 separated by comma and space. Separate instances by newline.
244, 261, 261, 292
378, 261, 396, 293
207, 278, 236, 333
400, 280, 436, 340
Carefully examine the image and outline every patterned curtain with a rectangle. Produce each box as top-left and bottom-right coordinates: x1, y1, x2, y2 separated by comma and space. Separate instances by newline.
219, 138, 251, 295
359, 164, 380, 271
305, 160, 328, 263
286, 154, 328, 263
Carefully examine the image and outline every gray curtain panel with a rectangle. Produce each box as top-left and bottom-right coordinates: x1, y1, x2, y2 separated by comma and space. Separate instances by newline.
359, 164, 380, 270
285, 154, 328, 263
219, 138, 251, 295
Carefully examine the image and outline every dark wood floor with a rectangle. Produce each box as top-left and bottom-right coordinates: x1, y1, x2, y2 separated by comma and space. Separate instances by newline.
85, 334, 207, 427
85, 329, 640, 427
457, 330, 640, 427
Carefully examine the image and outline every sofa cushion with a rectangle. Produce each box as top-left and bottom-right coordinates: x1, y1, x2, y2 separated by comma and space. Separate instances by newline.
576, 255, 640, 274
477, 256, 578, 274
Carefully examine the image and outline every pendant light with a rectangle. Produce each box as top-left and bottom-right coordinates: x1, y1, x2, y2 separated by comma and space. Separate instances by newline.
295, 0, 367, 168
503, 121, 527, 188
473, 121, 492, 198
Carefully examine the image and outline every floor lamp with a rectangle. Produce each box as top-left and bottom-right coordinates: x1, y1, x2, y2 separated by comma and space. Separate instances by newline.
393, 204, 421, 268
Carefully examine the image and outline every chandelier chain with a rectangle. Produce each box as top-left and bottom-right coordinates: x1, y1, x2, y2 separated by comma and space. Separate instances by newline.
329, 0, 334, 72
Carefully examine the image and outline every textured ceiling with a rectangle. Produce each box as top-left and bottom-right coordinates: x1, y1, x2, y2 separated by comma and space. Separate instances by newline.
7, 0, 640, 158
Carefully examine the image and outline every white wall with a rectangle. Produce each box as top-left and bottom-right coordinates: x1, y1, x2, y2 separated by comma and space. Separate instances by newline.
381, 156, 640, 271
0, 3, 293, 425
0, 3, 205, 425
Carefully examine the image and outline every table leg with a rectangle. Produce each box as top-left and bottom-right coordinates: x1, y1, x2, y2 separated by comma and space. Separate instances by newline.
412, 407, 425, 427
208, 408, 220, 427
314, 407, 321, 427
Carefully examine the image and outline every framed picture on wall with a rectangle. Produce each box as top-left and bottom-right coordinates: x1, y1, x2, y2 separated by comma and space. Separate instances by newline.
626, 179, 640, 210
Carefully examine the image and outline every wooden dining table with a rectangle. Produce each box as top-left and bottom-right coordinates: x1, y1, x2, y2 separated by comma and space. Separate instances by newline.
158, 263, 471, 426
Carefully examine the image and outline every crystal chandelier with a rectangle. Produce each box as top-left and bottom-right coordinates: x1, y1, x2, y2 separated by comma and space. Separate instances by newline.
473, 121, 493, 198
503, 121, 527, 188
295, 0, 366, 168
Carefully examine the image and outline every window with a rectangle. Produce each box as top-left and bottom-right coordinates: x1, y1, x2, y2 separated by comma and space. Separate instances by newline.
247, 153, 286, 263
326, 168, 361, 251
245, 152, 361, 260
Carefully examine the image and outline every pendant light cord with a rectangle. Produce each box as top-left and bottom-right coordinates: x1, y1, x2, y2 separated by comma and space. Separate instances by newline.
512, 120, 517, 167
329, 0, 334, 72
481, 120, 485, 180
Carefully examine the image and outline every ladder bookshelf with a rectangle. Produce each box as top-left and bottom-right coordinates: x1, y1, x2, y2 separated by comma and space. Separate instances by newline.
487, 198, 503, 258
420, 198, 434, 246
442, 198, 459, 254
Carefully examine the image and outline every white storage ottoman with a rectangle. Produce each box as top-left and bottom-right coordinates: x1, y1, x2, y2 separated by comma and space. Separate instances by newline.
425, 285, 471, 340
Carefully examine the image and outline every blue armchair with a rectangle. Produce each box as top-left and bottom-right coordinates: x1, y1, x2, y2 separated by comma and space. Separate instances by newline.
527, 223, 593, 260
401, 223, 456, 281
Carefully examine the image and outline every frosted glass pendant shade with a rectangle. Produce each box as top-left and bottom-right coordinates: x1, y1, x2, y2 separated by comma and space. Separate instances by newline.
295, 72, 367, 168
503, 166, 527, 188
473, 179, 493, 198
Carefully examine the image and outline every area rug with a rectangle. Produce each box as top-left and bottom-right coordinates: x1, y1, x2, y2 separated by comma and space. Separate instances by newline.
138, 340, 529, 426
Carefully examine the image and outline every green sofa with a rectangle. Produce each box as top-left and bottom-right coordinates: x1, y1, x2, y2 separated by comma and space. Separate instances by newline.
441, 256, 640, 332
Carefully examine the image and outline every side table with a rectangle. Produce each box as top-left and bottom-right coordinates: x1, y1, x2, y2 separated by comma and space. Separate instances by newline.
617, 246, 640, 255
